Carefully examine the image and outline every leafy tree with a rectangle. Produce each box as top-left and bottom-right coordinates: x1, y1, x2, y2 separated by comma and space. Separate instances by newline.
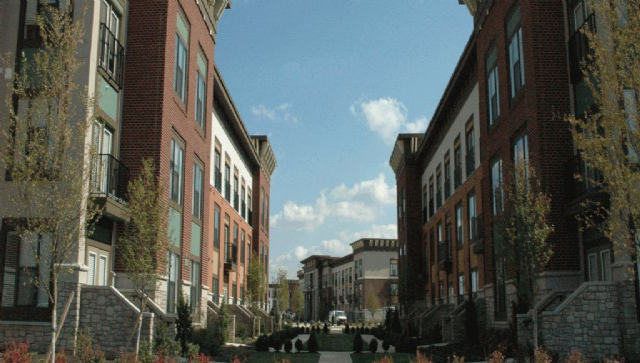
247, 251, 267, 314
364, 290, 381, 323
120, 158, 168, 357
216, 301, 230, 345
290, 283, 304, 322
566, 1, 640, 288
495, 162, 553, 349
274, 269, 290, 330
1, 4, 99, 362
176, 293, 193, 355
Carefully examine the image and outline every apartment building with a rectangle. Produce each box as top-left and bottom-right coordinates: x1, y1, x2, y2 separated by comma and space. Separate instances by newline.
301, 238, 399, 323
390, 0, 639, 357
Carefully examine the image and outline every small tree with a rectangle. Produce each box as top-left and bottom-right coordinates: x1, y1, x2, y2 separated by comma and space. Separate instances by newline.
274, 269, 290, 330
1, 5, 99, 363
364, 290, 381, 323
495, 162, 553, 349
176, 293, 193, 355
247, 251, 267, 314
290, 283, 304, 322
566, 0, 640, 291
216, 301, 230, 346
119, 158, 168, 357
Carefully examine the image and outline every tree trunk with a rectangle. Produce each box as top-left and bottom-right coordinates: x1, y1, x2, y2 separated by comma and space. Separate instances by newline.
51, 278, 57, 363
134, 297, 147, 359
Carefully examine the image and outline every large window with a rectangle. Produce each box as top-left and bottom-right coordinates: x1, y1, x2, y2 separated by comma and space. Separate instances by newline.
390, 283, 398, 296
429, 178, 434, 217
465, 125, 475, 177
468, 192, 477, 240
193, 163, 203, 219
491, 158, 503, 215
170, 139, 184, 205
458, 274, 465, 297
224, 215, 230, 261
260, 187, 265, 228
487, 47, 500, 125
99, 0, 121, 82
174, 12, 189, 104
213, 204, 220, 249
390, 260, 398, 277
456, 202, 463, 246
224, 162, 231, 202
444, 156, 451, 199
241, 182, 246, 219
190, 261, 200, 310
2, 232, 50, 308
454, 140, 462, 189
507, 5, 525, 98
234, 174, 239, 211
167, 251, 180, 313
513, 133, 529, 182
214, 148, 222, 192
241, 230, 246, 265
195, 51, 207, 130
436, 166, 443, 209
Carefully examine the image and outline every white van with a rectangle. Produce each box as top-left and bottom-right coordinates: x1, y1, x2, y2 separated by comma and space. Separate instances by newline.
328, 310, 348, 325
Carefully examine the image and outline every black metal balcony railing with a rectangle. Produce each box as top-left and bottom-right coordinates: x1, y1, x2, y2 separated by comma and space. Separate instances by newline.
225, 244, 238, 264
565, 153, 604, 201
99, 23, 124, 88
90, 154, 129, 203
569, 14, 596, 84
471, 215, 484, 241
454, 165, 462, 189
234, 193, 239, 211
466, 148, 475, 177
444, 178, 451, 199
224, 182, 231, 202
214, 168, 222, 192
438, 240, 451, 263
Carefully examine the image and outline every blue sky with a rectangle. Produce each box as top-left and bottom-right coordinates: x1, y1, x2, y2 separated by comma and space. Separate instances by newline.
215, 0, 473, 279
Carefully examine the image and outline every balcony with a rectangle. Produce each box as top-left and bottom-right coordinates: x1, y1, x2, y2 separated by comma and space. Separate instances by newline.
98, 23, 125, 88
471, 215, 484, 254
454, 165, 462, 189
437, 240, 452, 272
466, 148, 475, 177
214, 168, 222, 192
224, 244, 238, 272
569, 14, 596, 84
224, 182, 231, 202
564, 153, 607, 213
91, 154, 129, 222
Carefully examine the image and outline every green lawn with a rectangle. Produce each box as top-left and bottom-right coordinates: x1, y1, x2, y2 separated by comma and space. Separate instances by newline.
245, 352, 320, 363
350, 353, 414, 363
304, 333, 365, 352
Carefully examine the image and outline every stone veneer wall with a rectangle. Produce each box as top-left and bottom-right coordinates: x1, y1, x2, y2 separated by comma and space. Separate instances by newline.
521, 281, 640, 360
79, 286, 154, 358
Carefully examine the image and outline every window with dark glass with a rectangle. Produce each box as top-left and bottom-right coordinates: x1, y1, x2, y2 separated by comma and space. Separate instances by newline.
195, 51, 207, 130
214, 148, 222, 192
444, 156, 451, 199
487, 47, 500, 125
454, 139, 462, 189
213, 204, 220, 249
466, 125, 475, 177
491, 157, 504, 215
193, 163, 203, 219
456, 202, 463, 246
170, 139, 184, 205
513, 133, 529, 182
224, 162, 231, 202
174, 11, 189, 104
507, 5, 525, 98
436, 166, 443, 209
241, 230, 246, 265
190, 261, 200, 310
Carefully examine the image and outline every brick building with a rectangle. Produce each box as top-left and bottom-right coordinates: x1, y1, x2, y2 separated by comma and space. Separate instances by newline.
391, 0, 640, 357
301, 238, 399, 323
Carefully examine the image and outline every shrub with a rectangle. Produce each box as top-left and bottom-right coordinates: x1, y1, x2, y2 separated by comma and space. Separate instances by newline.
384, 308, 392, 331
295, 339, 303, 353
307, 333, 319, 353
369, 339, 378, 353
565, 350, 587, 363
373, 356, 394, 363
353, 333, 364, 353
464, 297, 479, 345
412, 352, 434, 363
392, 309, 401, 334
534, 347, 552, 363
284, 339, 293, 353
139, 341, 154, 363
176, 293, 193, 355
255, 335, 270, 352
487, 351, 505, 363
74, 326, 105, 363
186, 343, 200, 362
395, 338, 418, 354
3, 342, 32, 363
364, 327, 370, 334
305, 327, 310, 334
323, 323, 329, 334
382, 338, 390, 352
155, 323, 181, 358
344, 324, 350, 334
55, 351, 68, 363
190, 319, 220, 357
116, 352, 138, 363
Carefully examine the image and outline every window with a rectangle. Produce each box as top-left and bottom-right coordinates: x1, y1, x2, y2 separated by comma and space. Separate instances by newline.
167, 251, 179, 313
193, 163, 203, 219
572, 0, 591, 33
224, 215, 230, 261
248, 193, 253, 225
190, 261, 200, 310
170, 139, 184, 205
195, 51, 207, 130
212, 276, 219, 303
213, 204, 220, 249
241, 182, 246, 219
429, 178, 435, 217
233, 174, 239, 211
88, 253, 96, 286
260, 187, 265, 228
466, 126, 475, 177
456, 202, 463, 246
601, 250, 611, 281
390, 283, 398, 296
587, 253, 598, 281
513, 133, 529, 182
224, 162, 231, 202
454, 141, 462, 189
491, 158, 503, 215
471, 270, 479, 293
444, 156, 451, 199
458, 274, 465, 297
436, 166, 442, 209
99, 0, 122, 83
468, 192, 477, 240
448, 285, 455, 304
241, 230, 246, 265
487, 47, 500, 125
174, 12, 189, 103
214, 148, 222, 192
422, 186, 428, 224
99, 255, 107, 286
390, 261, 398, 277
507, 5, 525, 98
266, 195, 270, 233
233, 223, 238, 262
3, 233, 51, 308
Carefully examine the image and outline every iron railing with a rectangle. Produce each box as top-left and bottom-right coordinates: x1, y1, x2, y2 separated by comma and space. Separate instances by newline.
225, 244, 238, 265
98, 23, 125, 88
438, 240, 452, 264
90, 154, 129, 203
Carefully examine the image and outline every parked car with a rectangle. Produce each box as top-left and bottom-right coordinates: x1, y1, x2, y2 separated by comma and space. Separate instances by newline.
328, 310, 348, 325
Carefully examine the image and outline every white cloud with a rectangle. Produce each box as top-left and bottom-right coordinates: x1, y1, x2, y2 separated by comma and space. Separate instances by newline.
321, 239, 351, 255
339, 224, 398, 242
294, 245, 309, 260
272, 174, 396, 231
351, 98, 428, 143
251, 103, 299, 123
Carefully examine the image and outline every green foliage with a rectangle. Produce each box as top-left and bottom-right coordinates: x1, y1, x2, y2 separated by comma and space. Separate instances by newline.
382, 339, 390, 353
307, 333, 319, 353
216, 301, 230, 345
186, 343, 200, 361
353, 333, 364, 353
369, 339, 378, 353
284, 339, 293, 353
74, 327, 105, 363
295, 338, 303, 353
155, 323, 180, 358
176, 293, 193, 355
255, 335, 270, 352
138, 341, 154, 363
290, 284, 304, 321
190, 321, 220, 357
247, 253, 267, 313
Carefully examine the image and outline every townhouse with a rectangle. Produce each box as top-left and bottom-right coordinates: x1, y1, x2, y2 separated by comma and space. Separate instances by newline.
391, 0, 640, 357
0, 0, 277, 354
300, 238, 399, 323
